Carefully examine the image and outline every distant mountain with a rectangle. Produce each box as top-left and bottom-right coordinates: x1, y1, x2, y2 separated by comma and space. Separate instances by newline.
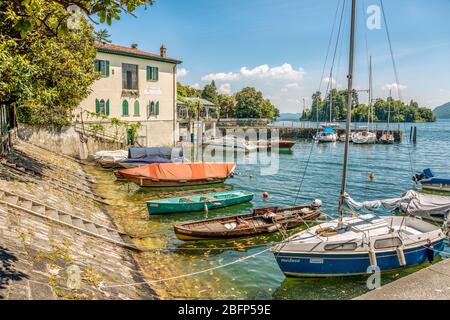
277, 113, 300, 121
433, 102, 450, 119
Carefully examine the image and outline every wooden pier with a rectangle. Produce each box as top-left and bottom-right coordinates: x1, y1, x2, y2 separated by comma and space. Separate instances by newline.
216, 126, 403, 143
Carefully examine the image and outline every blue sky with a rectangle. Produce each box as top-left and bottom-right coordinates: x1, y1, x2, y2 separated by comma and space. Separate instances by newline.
99, 0, 450, 112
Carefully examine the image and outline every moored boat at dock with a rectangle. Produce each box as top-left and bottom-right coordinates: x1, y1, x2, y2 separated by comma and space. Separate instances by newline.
174, 203, 321, 240
413, 168, 450, 192
117, 162, 236, 187
94, 150, 128, 168
257, 140, 296, 150
314, 127, 338, 143
146, 190, 254, 215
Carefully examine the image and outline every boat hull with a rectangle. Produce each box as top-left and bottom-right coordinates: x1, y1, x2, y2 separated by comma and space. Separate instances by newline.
174, 207, 320, 240
147, 193, 254, 214
421, 183, 450, 192
273, 239, 445, 277
122, 175, 228, 187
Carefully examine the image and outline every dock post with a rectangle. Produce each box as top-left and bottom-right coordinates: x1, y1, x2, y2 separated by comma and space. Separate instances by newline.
409, 126, 413, 142
413, 126, 417, 144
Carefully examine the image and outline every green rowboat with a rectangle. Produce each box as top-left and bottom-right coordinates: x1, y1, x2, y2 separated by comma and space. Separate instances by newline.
146, 190, 254, 215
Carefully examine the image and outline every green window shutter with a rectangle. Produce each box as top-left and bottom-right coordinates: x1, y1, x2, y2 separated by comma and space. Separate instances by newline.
122, 100, 129, 116
94, 59, 99, 72
146, 66, 150, 81
105, 61, 110, 77
134, 101, 140, 116
95, 99, 100, 113
106, 99, 110, 115
155, 67, 159, 81
155, 101, 160, 115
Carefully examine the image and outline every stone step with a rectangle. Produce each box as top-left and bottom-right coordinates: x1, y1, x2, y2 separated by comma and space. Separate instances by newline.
0, 189, 139, 251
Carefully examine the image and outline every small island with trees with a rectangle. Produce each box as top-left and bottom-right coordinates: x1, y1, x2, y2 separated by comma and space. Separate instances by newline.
301, 90, 436, 123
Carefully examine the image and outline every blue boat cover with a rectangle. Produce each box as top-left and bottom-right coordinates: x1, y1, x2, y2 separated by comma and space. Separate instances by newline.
322, 127, 335, 134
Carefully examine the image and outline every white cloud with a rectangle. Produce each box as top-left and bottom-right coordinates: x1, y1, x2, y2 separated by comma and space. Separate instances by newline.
285, 83, 301, 88
218, 83, 232, 95
191, 83, 201, 89
201, 72, 239, 81
240, 63, 305, 81
201, 63, 305, 82
177, 68, 188, 78
323, 77, 337, 87
382, 83, 407, 91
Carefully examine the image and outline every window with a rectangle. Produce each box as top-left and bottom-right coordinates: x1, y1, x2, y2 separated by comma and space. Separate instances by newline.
122, 63, 138, 90
134, 101, 140, 116
148, 101, 160, 117
95, 99, 109, 116
374, 237, 402, 249
122, 100, 129, 116
324, 242, 357, 251
95, 59, 110, 77
146, 66, 159, 81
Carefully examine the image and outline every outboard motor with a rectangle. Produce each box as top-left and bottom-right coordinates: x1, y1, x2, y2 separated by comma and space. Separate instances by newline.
413, 168, 434, 184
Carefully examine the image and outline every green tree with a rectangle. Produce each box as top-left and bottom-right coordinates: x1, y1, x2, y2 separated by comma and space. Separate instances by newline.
8, 0, 154, 36
177, 82, 201, 98
235, 87, 278, 120
94, 28, 112, 43
1, 2, 99, 126
217, 94, 236, 119
201, 80, 218, 104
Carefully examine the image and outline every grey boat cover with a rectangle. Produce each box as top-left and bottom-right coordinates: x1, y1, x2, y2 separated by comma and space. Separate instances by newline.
128, 147, 184, 161
344, 190, 450, 222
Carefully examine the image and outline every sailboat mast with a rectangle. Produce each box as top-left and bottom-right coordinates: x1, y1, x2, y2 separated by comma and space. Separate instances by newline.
338, 0, 357, 227
368, 56, 372, 129
329, 72, 333, 123
387, 89, 392, 129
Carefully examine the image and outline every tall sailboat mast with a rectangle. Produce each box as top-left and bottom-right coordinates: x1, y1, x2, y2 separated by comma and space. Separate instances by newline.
387, 89, 392, 129
368, 56, 373, 129
338, 0, 357, 228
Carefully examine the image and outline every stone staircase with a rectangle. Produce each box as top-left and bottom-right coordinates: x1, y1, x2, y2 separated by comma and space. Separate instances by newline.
0, 189, 140, 251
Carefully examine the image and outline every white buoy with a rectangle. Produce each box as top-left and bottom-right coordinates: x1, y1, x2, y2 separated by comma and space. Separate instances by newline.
369, 249, 377, 267
396, 246, 406, 266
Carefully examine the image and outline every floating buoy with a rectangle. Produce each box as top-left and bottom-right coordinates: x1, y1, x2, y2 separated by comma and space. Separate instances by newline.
249, 175, 253, 180
369, 172, 376, 181
263, 192, 269, 199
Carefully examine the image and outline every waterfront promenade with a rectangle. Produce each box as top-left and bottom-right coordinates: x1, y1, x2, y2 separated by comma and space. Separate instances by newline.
356, 258, 450, 300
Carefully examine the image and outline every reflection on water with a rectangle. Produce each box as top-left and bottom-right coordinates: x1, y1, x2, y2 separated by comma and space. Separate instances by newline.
85, 120, 450, 299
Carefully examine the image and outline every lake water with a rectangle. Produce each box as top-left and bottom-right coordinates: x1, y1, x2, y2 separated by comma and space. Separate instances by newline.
87, 119, 450, 300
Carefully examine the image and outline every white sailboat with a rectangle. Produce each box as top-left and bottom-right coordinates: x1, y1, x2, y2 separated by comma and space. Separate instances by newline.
271, 0, 446, 277
380, 90, 395, 144
352, 56, 377, 144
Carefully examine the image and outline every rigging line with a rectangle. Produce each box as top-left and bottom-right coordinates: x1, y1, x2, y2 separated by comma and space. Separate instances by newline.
317, 0, 344, 95
102, 246, 273, 288
380, 0, 415, 177
293, 1, 344, 204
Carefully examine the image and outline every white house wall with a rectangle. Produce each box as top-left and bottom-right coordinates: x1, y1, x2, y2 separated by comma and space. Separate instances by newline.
78, 51, 178, 147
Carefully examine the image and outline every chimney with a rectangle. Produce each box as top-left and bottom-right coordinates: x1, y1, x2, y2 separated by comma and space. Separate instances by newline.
160, 44, 167, 58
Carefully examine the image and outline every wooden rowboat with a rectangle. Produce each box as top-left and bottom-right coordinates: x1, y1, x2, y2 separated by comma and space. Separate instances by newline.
146, 190, 254, 215
174, 205, 321, 240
